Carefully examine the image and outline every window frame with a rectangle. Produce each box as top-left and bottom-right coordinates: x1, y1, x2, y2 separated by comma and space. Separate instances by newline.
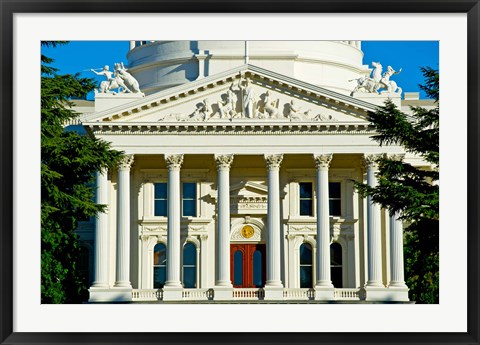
298, 181, 314, 217
182, 241, 198, 288
299, 242, 314, 288
328, 181, 342, 217
153, 242, 167, 289
181, 182, 197, 217
153, 182, 168, 217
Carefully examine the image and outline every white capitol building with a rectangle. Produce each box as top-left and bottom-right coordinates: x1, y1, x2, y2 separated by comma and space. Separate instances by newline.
72, 40, 434, 303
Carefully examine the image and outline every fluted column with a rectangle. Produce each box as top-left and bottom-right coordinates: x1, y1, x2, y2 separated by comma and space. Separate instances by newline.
364, 154, 384, 287
264, 154, 283, 290
92, 168, 109, 288
164, 154, 184, 289
115, 155, 134, 288
215, 154, 234, 287
314, 154, 334, 289
389, 211, 407, 287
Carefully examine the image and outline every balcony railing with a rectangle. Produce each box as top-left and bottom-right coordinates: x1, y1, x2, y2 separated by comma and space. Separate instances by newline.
132, 288, 363, 302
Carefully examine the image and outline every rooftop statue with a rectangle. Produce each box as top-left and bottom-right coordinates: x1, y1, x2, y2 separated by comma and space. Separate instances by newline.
92, 62, 144, 96
350, 61, 402, 96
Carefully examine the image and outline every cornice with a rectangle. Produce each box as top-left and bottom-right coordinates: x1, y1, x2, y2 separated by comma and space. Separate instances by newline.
84, 121, 375, 136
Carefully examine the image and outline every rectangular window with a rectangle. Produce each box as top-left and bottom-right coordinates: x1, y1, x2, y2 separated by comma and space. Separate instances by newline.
182, 182, 197, 217
329, 182, 341, 216
299, 182, 313, 216
154, 183, 167, 217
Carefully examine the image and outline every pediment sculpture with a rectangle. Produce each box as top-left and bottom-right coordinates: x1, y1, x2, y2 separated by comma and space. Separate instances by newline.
158, 79, 338, 123
350, 61, 402, 95
91, 62, 145, 96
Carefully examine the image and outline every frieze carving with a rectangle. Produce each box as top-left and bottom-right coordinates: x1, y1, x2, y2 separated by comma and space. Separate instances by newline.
264, 154, 283, 170
313, 154, 333, 169
387, 153, 405, 161
165, 154, 184, 170
231, 224, 262, 242
118, 154, 134, 170
215, 154, 234, 170
200, 234, 209, 241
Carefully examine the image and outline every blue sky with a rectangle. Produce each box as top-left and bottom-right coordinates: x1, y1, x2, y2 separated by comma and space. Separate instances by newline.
41, 41, 438, 100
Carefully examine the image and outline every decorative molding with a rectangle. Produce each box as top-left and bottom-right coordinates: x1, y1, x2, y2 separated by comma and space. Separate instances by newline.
264, 154, 283, 170
387, 153, 405, 161
215, 154, 234, 170
165, 154, 184, 170
313, 154, 333, 169
200, 234, 209, 241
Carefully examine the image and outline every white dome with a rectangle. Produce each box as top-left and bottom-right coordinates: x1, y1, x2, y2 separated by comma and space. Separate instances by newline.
127, 41, 370, 96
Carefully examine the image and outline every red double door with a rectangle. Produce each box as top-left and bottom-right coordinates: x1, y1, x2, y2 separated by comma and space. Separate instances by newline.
230, 244, 266, 288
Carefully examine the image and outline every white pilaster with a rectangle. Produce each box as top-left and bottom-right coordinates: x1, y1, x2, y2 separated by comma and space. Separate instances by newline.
387, 211, 409, 301
114, 155, 134, 301
163, 154, 184, 300
264, 154, 284, 300
364, 154, 384, 288
214, 154, 234, 300
313, 154, 335, 300
88, 169, 111, 302
92, 168, 109, 288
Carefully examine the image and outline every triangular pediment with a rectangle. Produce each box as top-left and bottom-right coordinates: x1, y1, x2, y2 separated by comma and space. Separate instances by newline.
82, 64, 379, 126
230, 181, 268, 196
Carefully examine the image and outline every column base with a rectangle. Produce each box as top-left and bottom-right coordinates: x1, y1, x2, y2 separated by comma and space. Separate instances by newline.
363, 286, 409, 301
263, 285, 284, 300
89, 287, 132, 302
162, 286, 183, 301
213, 286, 233, 300
314, 286, 335, 300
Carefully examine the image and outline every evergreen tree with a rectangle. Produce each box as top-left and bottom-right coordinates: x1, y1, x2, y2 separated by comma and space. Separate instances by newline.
356, 67, 439, 303
41, 41, 123, 303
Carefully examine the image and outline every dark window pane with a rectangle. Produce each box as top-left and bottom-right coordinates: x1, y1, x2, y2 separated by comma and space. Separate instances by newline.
233, 250, 243, 286
330, 243, 342, 265
329, 182, 341, 198
331, 267, 342, 288
154, 267, 166, 288
300, 200, 312, 216
154, 244, 167, 265
154, 200, 167, 216
300, 243, 312, 264
154, 183, 167, 199
183, 200, 196, 217
329, 200, 341, 216
253, 250, 263, 288
183, 183, 196, 199
183, 243, 196, 265
183, 267, 196, 288
300, 266, 313, 288
299, 182, 312, 198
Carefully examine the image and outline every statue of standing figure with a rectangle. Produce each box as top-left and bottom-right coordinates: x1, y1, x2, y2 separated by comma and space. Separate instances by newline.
238, 77, 257, 118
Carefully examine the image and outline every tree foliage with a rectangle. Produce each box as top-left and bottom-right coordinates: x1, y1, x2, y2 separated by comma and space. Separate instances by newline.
41, 41, 123, 303
356, 67, 439, 303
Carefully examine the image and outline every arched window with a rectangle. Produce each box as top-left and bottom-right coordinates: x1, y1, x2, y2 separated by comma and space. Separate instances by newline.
330, 243, 343, 288
252, 250, 263, 288
153, 243, 167, 288
233, 250, 243, 287
299, 243, 313, 288
183, 242, 197, 288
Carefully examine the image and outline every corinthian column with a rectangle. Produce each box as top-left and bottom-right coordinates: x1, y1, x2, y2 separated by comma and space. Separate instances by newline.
115, 155, 134, 289
313, 154, 334, 300
215, 154, 234, 289
364, 154, 384, 288
163, 154, 184, 295
264, 154, 284, 299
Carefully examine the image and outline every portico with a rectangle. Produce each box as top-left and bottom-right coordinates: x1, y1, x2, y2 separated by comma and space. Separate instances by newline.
85, 62, 411, 303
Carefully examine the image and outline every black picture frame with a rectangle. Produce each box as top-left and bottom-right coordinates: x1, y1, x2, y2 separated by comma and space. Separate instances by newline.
1, 1, 479, 344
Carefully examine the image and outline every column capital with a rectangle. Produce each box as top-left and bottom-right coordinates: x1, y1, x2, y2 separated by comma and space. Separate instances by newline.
215, 154, 234, 170
165, 154, 184, 170
362, 153, 383, 169
387, 153, 405, 161
118, 154, 134, 171
313, 154, 333, 170
264, 154, 283, 170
